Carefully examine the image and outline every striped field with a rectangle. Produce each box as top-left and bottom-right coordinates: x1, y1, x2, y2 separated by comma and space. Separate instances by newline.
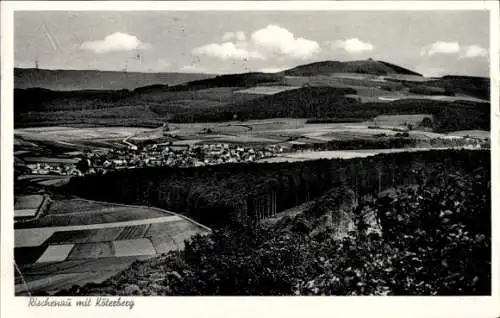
14, 199, 211, 295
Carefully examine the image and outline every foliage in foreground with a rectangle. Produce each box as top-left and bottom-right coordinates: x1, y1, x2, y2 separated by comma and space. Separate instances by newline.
58, 164, 490, 296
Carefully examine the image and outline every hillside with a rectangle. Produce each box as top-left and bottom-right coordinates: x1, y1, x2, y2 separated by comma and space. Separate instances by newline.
425, 75, 490, 100
13, 59, 490, 129
171, 90, 490, 133
282, 59, 422, 77
171, 86, 358, 122
15, 68, 215, 91
56, 150, 490, 296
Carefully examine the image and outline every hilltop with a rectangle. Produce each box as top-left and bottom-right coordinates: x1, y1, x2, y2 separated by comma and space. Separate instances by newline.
282, 59, 422, 77
14, 68, 214, 91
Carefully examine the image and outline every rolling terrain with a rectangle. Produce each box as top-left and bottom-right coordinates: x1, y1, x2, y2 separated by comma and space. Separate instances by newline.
15, 68, 214, 91
13, 58, 491, 297
14, 59, 490, 129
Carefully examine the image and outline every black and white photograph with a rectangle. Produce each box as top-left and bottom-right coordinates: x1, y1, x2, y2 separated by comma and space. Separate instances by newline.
1, 1, 499, 317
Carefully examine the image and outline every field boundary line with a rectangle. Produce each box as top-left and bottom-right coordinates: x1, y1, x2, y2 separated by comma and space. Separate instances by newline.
147, 206, 212, 232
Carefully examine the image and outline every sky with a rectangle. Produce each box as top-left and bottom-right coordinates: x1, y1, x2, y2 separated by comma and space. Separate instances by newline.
14, 11, 490, 77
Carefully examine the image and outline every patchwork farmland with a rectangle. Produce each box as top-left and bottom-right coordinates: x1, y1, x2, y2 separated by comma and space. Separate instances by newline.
14, 199, 211, 295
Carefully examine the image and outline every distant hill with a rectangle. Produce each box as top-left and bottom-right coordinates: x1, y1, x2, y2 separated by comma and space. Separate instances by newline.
15, 68, 215, 91
134, 72, 285, 94
13, 60, 489, 130
282, 59, 422, 77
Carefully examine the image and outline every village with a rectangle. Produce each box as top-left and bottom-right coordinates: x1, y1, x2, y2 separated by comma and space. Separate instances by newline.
22, 143, 287, 176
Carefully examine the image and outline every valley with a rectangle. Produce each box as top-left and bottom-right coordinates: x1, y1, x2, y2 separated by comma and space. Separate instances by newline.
13, 58, 491, 296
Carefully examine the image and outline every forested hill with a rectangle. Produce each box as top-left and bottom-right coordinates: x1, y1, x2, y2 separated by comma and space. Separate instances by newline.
170, 86, 358, 122
282, 59, 422, 77
14, 68, 214, 91
171, 90, 490, 133
63, 150, 489, 228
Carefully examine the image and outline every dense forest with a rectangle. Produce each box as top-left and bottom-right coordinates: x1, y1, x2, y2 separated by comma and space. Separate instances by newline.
170, 92, 490, 133
55, 155, 490, 296
64, 150, 489, 228
287, 135, 480, 152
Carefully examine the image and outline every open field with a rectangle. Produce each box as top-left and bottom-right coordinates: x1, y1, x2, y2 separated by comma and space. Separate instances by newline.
48, 228, 124, 245
36, 244, 75, 263
146, 220, 204, 253
234, 85, 300, 95
365, 114, 432, 127
15, 256, 143, 295
15, 195, 45, 209
14, 195, 46, 218
67, 242, 114, 260
381, 74, 435, 82
112, 239, 157, 257
168, 118, 480, 146
16, 126, 156, 142
381, 94, 488, 103
18, 208, 171, 228
447, 130, 490, 139
256, 147, 465, 163
15, 199, 212, 295
48, 199, 120, 215
14, 117, 478, 155
115, 225, 151, 240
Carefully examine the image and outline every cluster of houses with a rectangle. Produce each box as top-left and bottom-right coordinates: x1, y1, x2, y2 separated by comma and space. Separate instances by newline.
16, 143, 287, 178
24, 157, 83, 176
83, 143, 286, 172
